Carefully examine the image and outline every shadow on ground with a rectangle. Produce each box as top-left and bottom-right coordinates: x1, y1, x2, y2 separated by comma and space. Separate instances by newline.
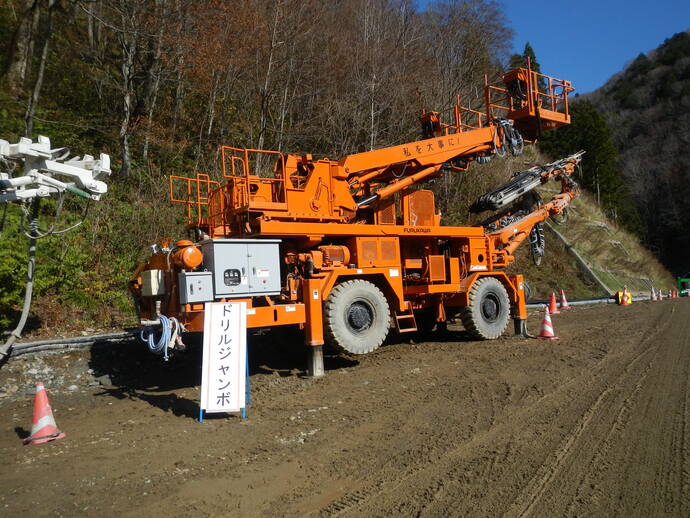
88, 325, 359, 416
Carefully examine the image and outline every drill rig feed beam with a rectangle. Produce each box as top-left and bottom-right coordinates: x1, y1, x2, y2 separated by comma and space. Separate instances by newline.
483, 152, 584, 256
471, 151, 585, 213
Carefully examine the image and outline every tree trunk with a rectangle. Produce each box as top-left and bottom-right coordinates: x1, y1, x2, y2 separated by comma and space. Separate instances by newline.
142, 5, 166, 162
24, 0, 57, 138
118, 32, 136, 178
256, 0, 282, 152
3, 0, 41, 94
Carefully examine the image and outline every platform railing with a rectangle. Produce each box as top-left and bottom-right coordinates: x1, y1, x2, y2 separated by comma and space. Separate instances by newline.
169, 173, 220, 226
221, 146, 288, 208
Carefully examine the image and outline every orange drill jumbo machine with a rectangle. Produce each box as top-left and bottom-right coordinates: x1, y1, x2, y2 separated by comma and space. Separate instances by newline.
131, 62, 581, 374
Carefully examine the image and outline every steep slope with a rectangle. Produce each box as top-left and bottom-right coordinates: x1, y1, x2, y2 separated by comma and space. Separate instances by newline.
586, 30, 690, 274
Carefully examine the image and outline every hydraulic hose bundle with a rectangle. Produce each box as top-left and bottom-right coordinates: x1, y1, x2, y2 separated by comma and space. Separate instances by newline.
494, 119, 524, 158
139, 315, 181, 361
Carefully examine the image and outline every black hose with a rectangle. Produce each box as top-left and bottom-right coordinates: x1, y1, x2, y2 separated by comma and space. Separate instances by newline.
0, 199, 39, 363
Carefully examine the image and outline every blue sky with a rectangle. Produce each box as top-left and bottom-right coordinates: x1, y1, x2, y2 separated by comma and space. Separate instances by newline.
501, 0, 690, 93
419, 1, 690, 93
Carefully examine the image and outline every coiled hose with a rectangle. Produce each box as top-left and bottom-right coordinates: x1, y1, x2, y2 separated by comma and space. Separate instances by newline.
140, 315, 180, 361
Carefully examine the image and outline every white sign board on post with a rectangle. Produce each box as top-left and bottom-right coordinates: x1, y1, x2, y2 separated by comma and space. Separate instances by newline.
200, 301, 247, 416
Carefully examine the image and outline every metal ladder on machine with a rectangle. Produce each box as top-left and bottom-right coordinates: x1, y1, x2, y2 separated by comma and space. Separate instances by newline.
395, 302, 418, 333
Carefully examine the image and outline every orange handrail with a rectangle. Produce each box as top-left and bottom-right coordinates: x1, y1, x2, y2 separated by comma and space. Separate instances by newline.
169, 174, 220, 226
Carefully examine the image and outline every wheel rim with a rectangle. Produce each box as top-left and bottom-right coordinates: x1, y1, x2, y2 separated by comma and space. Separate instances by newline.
346, 300, 374, 334
481, 293, 500, 323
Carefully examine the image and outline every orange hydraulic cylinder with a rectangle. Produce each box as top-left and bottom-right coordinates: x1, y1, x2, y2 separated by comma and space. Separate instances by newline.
366, 165, 443, 205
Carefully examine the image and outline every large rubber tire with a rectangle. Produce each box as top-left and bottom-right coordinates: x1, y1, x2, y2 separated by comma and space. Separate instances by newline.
460, 277, 510, 340
324, 279, 390, 355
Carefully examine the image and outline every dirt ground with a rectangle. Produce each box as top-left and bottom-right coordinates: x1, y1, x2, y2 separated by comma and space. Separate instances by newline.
1, 300, 688, 517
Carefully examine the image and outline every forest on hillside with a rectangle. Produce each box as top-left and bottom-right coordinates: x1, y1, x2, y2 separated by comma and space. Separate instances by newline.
1, 0, 512, 171
0, 0, 519, 329
583, 31, 690, 274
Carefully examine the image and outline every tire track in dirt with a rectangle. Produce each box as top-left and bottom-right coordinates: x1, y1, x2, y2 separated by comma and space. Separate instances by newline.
317, 382, 485, 517
682, 342, 690, 516
658, 311, 690, 516
320, 304, 678, 518
503, 303, 675, 517
518, 304, 690, 517
605, 304, 690, 517
317, 373, 507, 517
562, 352, 657, 516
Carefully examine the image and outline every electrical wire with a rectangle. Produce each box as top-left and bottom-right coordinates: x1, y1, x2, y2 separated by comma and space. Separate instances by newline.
0, 149, 102, 365
51, 199, 91, 234
20, 191, 64, 239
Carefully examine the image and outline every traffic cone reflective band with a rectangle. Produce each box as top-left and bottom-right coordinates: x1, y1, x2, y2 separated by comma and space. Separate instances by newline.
537, 306, 559, 340
23, 383, 65, 445
559, 289, 571, 310
548, 292, 560, 314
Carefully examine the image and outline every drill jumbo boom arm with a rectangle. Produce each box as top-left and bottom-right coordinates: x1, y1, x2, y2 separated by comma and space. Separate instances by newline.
339, 65, 571, 213
342, 110, 523, 211
482, 151, 584, 255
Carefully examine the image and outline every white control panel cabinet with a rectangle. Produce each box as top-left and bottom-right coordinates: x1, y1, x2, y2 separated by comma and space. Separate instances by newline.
178, 271, 214, 304
200, 238, 282, 298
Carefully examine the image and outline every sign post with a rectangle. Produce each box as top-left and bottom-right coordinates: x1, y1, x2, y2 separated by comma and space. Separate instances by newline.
199, 301, 248, 421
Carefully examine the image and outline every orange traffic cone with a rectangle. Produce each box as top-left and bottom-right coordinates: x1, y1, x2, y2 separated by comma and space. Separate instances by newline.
548, 292, 560, 314
537, 306, 559, 340
23, 383, 65, 445
559, 289, 571, 310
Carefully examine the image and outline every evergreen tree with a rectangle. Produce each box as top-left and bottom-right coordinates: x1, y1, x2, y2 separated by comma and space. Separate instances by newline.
539, 100, 642, 234
510, 42, 541, 74
509, 42, 545, 88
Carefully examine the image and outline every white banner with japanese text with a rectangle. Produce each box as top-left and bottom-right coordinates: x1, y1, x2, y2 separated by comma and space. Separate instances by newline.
200, 301, 247, 413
